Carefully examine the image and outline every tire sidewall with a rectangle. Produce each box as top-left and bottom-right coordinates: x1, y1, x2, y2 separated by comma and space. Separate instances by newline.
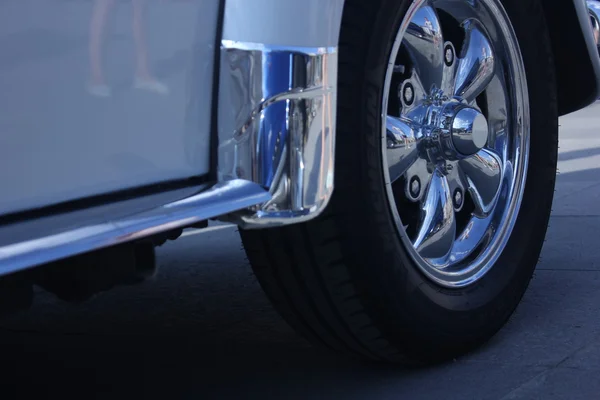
334, 0, 557, 354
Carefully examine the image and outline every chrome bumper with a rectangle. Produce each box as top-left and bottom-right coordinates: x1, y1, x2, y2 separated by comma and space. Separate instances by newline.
217, 41, 337, 228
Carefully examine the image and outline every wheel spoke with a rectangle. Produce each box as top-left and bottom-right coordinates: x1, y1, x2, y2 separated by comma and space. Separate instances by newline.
459, 149, 502, 216
483, 74, 509, 156
413, 169, 456, 259
386, 116, 421, 183
446, 215, 493, 267
454, 20, 495, 103
425, 213, 494, 268
404, 3, 445, 95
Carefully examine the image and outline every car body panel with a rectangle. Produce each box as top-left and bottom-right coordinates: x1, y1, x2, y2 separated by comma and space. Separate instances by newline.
0, 0, 219, 215
0, 0, 344, 275
222, 0, 344, 48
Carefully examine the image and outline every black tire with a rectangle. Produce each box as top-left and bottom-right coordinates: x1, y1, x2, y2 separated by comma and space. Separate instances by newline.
240, 0, 558, 364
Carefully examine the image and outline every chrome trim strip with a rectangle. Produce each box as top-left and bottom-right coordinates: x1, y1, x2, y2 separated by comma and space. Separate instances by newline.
0, 180, 270, 277
221, 40, 336, 55
217, 41, 337, 228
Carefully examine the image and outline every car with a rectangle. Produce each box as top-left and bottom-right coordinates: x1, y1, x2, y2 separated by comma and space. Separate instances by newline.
0, 0, 599, 365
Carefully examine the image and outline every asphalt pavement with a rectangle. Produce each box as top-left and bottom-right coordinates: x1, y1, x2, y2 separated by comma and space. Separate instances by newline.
2, 103, 600, 399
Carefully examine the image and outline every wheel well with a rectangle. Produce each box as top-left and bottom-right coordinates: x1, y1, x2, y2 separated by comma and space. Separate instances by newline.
540, 0, 600, 115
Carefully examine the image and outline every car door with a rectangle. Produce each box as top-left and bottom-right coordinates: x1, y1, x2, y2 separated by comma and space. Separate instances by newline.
0, 0, 219, 215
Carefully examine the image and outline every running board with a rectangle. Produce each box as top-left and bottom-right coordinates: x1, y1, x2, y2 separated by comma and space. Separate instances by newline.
0, 180, 271, 277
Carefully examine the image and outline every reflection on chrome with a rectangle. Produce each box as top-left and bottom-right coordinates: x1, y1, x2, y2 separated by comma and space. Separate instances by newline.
460, 149, 502, 215
413, 169, 457, 260
0, 180, 271, 277
454, 20, 496, 102
404, 5, 445, 94
382, 0, 529, 286
218, 41, 337, 228
386, 115, 421, 184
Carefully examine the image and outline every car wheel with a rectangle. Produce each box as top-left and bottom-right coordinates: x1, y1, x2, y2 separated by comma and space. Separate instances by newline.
240, 0, 558, 364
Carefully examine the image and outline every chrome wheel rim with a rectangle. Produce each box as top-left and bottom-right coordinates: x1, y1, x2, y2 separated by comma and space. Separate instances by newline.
382, 0, 529, 288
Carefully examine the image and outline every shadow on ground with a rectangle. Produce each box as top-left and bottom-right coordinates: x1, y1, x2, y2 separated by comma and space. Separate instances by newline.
1, 167, 599, 399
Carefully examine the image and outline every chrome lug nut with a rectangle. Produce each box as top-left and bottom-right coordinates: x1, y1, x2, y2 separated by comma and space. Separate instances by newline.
444, 44, 454, 66
403, 83, 414, 105
453, 189, 463, 208
409, 177, 421, 198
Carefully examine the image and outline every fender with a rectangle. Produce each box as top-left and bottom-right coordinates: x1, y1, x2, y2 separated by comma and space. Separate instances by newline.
543, 0, 600, 115
217, 0, 345, 228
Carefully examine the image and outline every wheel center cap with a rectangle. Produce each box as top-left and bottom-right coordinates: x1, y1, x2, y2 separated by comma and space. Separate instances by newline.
450, 107, 488, 156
